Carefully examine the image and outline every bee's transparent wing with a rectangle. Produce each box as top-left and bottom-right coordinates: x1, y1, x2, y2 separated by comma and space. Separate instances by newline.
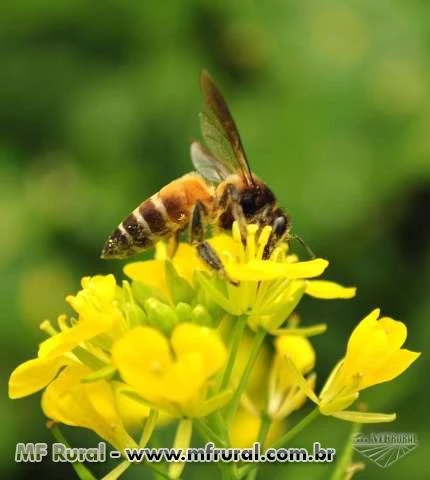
190, 141, 232, 183
200, 70, 255, 186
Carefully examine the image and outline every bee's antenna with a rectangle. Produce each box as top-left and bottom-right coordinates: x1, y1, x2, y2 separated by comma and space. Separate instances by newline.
290, 234, 316, 259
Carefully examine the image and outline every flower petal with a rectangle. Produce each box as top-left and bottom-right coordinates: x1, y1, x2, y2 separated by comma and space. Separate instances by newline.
230, 407, 284, 448
360, 349, 421, 389
378, 317, 407, 350
42, 364, 137, 450
171, 243, 208, 282
125, 243, 206, 292
38, 315, 114, 359
275, 335, 316, 376
8, 356, 70, 399
112, 327, 172, 403
171, 323, 227, 378
225, 258, 329, 282
67, 274, 117, 317
305, 281, 356, 299
124, 260, 168, 297
345, 308, 380, 359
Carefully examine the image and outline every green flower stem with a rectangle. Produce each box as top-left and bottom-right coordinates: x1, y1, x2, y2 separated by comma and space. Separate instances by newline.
238, 408, 320, 479
272, 407, 319, 449
168, 419, 193, 479
49, 424, 96, 480
195, 418, 235, 480
218, 315, 247, 392
137, 460, 171, 480
101, 460, 130, 480
225, 328, 266, 427
195, 419, 228, 448
246, 414, 272, 480
139, 409, 159, 447
140, 434, 170, 480
330, 421, 361, 480
212, 410, 228, 443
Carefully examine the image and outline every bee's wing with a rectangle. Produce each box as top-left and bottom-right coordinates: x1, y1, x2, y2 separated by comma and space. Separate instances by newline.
190, 141, 232, 183
200, 70, 255, 187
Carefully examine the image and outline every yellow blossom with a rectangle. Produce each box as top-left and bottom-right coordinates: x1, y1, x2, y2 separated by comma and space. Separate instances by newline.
42, 364, 137, 451
9, 274, 129, 399
197, 223, 356, 331
286, 309, 421, 423
111, 322, 230, 418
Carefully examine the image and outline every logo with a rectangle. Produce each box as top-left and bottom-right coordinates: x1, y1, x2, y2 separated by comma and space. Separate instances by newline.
352, 432, 418, 468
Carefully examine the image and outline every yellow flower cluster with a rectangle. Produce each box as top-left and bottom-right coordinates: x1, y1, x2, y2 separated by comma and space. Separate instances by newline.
8, 222, 420, 479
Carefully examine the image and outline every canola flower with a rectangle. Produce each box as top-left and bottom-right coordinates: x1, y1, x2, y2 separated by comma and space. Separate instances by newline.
286, 308, 421, 422
8, 223, 420, 480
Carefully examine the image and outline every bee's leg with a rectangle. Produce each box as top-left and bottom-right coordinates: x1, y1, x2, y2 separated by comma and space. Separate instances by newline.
222, 184, 247, 243
197, 241, 239, 286
189, 201, 207, 245
167, 230, 180, 258
190, 201, 238, 284
196, 241, 223, 271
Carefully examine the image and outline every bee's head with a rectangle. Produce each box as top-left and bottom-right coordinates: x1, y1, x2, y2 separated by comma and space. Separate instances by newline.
240, 180, 276, 218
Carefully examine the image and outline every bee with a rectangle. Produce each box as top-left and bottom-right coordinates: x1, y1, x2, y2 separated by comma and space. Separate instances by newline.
101, 70, 295, 270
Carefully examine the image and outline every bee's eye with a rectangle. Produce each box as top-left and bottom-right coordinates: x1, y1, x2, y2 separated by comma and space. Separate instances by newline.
241, 192, 256, 215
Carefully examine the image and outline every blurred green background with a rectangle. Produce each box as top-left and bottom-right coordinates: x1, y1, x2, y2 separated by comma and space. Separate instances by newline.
1, 1, 429, 479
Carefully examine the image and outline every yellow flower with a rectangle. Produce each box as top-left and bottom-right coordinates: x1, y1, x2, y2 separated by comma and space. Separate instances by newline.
267, 335, 316, 420
198, 223, 356, 331
287, 309, 421, 423
42, 364, 137, 451
111, 322, 230, 418
9, 274, 129, 399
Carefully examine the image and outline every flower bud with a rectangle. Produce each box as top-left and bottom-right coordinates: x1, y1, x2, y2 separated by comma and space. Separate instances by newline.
144, 298, 179, 335
175, 302, 192, 323
191, 305, 213, 326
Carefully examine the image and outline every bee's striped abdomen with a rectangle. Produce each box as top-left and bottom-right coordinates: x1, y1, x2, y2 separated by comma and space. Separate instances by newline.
101, 195, 174, 259
101, 173, 214, 259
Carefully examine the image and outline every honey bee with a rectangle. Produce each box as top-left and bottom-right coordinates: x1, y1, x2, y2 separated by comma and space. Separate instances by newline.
101, 71, 294, 270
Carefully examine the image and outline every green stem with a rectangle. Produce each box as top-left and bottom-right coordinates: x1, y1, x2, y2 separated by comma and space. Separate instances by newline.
139, 409, 159, 447
195, 419, 228, 448
137, 461, 171, 480
196, 417, 235, 480
225, 328, 266, 426
49, 424, 96, 480
272, 407, 319, 449
168, 419, 193, 480
238, 408, 320, 479
330, 421, 361, 480
218, 315, 247, 392
246, 414, 272, 480
213, 410, 228, 443
101, 460, 130, 480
